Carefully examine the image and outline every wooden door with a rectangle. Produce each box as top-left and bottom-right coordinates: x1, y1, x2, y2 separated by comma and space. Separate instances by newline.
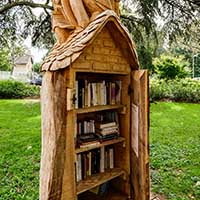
130, 70, 150, 200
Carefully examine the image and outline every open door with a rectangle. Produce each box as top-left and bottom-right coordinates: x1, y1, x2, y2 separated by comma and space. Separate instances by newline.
130, 70, 150, 200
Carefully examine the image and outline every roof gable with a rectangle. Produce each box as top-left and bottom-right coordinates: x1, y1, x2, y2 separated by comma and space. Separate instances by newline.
15, 55, 33, 65
41, 10, 139, 71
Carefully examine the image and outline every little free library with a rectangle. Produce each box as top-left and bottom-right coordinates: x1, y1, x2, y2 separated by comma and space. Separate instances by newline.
40, 0, 150, 199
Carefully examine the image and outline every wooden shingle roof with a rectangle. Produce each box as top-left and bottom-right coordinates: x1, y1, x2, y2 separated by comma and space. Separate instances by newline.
41, 10, 139, 71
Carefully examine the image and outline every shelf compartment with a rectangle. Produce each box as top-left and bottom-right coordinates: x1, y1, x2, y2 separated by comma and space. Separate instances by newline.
75, 137, 125, 154
78, 190, 128, 200
75, 104, 125, 114
76, 168, 125, 195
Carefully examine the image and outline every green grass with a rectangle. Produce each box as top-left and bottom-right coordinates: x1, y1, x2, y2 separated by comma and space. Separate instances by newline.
0, 100, 41, 200
0, 100, 199, 199
150, 102, 200, 199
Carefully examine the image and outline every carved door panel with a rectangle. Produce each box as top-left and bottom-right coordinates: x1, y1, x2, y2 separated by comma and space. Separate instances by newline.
130, 70, 150, 200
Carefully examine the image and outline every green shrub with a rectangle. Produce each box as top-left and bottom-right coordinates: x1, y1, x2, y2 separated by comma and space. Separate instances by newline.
150, 78, 200, 103
0, 80, 40, 99
153, 55, 190, 79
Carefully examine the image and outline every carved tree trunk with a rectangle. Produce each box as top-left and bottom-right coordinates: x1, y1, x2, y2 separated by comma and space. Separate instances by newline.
40, 70, 67, 200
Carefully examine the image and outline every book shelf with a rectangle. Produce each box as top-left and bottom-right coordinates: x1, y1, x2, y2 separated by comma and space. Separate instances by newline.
40, 12, 150, 199
72, 71, 131, 199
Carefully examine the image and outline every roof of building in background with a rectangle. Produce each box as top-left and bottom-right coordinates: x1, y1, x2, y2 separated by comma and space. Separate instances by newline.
15, 54, 33, 65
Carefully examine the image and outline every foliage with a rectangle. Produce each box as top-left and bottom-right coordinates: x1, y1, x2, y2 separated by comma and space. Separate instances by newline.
137, 45, 154, 72
153, 55, 190, 79
150, 102, 200, 199
0, 41, 27, 74
33, 63, 41, 74
150, 78, 200, 103
121, 0, 200, 47
0, 48, 11, 71
0, 100, 40, 199
0, 0, 200, 49
0, 80, 40, 99
193, 54, 200, 78
0, 0, 53, 49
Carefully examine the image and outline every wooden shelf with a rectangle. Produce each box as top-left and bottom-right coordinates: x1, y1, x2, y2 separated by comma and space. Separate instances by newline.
75, 104, 125, 114
78, 190, 128, 200
75, 137, 125, 154
76, 168, 125, 195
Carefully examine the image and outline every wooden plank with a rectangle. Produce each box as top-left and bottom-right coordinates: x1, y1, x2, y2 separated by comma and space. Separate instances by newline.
130, 70, 150, 200
75, 104, 125, 114
76, 168, 126, 195
75, 137, 125, 154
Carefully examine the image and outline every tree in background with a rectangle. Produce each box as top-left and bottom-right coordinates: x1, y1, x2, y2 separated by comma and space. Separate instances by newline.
33, 63, 41, 74
0, 0, 199, 49
153, 55, 190, 79
0, 48, 11, 71
0, 0, 53, 49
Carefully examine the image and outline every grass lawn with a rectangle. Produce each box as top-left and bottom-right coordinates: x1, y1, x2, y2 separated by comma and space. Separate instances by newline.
150, 102, 200, 200
0, 100, 41, 200
0, 100, 199, 199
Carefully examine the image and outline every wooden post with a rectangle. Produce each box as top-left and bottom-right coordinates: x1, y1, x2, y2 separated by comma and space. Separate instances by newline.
40, 70, 75, 200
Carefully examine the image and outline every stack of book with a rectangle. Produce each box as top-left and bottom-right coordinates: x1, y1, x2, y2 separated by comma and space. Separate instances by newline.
77, 133, 99, 148
75, 80, 121, 108
76, 119, 98, 148
95, 121, 119, 142
76, 146, 114, 182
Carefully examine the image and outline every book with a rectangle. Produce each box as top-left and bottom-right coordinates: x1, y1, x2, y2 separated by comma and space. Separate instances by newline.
78, 80, 84, 108
75, 81, 78, 109
76, 154, 82, 182
115, 80, 122, 104
91, 149, 100, 174
96, 126, 119, 135
109, 148, 114, 169
100, 147, 105, 173
95, 121, 116, 129
77, 133, 99, 144
79, 140, 100, 148
97, 133, 118, 142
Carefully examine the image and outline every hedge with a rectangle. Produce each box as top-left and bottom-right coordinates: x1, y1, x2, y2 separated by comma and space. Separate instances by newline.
150, 78, 200, 103
0, 80, 40, 99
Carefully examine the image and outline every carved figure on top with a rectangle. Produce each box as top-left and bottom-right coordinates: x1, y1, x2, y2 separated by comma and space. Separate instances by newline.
52, 0, 120, 44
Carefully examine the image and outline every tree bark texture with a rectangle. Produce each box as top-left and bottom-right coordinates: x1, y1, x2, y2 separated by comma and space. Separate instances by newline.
40, 70, 67, 200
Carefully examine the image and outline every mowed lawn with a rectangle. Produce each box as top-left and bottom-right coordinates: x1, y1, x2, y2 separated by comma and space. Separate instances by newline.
0, 100, 199, 199
150, 103, 200, 200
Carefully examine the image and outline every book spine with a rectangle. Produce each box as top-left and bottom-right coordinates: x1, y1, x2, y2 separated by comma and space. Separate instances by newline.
109, 148, 114, 169
111, 82, 116, 105
88, 152, 92, 176
75, 81, 78, 109
77, 154, 82, 181
88, 83, 91, 107
100, 146, 105, 173
84, 80, 88, 107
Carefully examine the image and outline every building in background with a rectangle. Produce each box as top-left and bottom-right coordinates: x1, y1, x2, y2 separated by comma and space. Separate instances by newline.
12, 54, 33, 81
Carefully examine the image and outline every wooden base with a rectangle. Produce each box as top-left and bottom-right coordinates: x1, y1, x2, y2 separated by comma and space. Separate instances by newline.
78, 189, 128, 200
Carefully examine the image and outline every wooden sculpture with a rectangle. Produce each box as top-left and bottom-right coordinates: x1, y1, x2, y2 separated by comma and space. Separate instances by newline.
52, 0, 120, 44
40, 0, 150, 200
